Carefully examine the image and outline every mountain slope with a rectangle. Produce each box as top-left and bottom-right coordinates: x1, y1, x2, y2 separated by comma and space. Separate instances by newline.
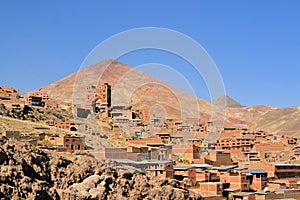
28, 59, 300, 135
30, 59, 212, 120
226, 106, 300, 135
213, 95, 244, 108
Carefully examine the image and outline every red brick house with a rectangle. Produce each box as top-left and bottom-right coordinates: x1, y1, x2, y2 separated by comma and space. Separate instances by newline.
55, 134, 85, 150
0, 86, 19, 99
173, 166, 197, 187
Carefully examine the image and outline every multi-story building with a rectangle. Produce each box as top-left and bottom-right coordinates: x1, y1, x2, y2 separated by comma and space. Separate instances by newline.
241, 130, 267, 140
174, 166, 197, 187
172, 144, 202, 161
144, 160, 174, 178
0, 99, 25, 111
29, 90, 49, 102
115, 160, 174, 179
28, 96, 44, 107
264, 163, 300, 179
220, 168, 251, 191
86, 83, 111, 112
247, 169, 268, 191
216, 137, 253, 151
45, 120, 76, 131
0, 86, 19, 99
205, 150, 236, 167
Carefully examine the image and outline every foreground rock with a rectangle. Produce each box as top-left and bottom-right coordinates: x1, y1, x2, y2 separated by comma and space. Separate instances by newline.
0, 136, 201, 200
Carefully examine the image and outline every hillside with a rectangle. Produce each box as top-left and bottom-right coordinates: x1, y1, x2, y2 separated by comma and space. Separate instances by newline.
29, 59, 213, 121
213, 95, 244, 108
29, 59, 300, 135
227, 106, 300, 135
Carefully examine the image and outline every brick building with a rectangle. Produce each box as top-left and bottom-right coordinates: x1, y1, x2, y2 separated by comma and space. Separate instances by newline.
264, 163, 300, 179
111, 105, 132, 118
216, 137, 253, 151
205, 150, 236, 166
198, 182, 224, 197
29, 90, 49, 102
172, 144, 202, 161
55, 134, 85, 150
247, 169, 268, 191
141, 160, 174, 178
28, 96, 44, 107
0, 99, 25, 111
155, 133, 172, 143
0, 86, 19, 99
86, 83, 111, 112
232, 192, 256, 200
220, 168, 251, 191
45, 120, 76, 131
253, 143, 287, 162
174, 166, 197, 187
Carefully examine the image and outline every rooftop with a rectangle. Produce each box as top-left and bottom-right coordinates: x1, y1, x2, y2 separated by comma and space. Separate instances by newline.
223, 188, 240, 192
212, 165, 238, 171
270, 163, 300, 167
174, 166, 195, 171
233, 192, 254, 197
247, 169, 267, 174
114, 159, 173, 165
138, 160, 173, 165
191, 164, 212, 169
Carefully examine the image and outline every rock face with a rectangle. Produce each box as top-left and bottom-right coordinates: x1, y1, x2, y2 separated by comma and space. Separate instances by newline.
0, 136, 201, 200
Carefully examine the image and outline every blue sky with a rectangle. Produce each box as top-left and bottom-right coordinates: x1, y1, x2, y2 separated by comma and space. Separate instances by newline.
0, 1, 299, 108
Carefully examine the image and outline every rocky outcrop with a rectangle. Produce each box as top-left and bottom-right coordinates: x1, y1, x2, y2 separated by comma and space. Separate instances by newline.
0, 136, 201, 200
0, 104, 72, 122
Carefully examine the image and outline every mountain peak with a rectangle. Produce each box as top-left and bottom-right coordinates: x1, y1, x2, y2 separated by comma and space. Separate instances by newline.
213, 95, 245, 108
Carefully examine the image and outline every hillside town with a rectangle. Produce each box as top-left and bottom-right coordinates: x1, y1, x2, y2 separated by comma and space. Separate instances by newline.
1, 84, 300, 200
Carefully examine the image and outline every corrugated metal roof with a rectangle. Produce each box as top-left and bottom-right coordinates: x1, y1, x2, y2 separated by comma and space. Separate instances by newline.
233, 192, 254, 197
212, 165, 238, 171
248, 169, 267, 174
114, 159, 135, 164
191, 164, 212, 169
174, 166, 194, 170
223, 188, 240, 192
234, 167, 246, 171
270, 163, 300, 167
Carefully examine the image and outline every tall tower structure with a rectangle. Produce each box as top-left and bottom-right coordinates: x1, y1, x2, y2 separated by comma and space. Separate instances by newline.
85, 83, 111, 113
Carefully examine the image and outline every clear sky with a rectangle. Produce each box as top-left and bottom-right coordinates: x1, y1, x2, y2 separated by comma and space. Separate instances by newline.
0, 1, 299, 108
